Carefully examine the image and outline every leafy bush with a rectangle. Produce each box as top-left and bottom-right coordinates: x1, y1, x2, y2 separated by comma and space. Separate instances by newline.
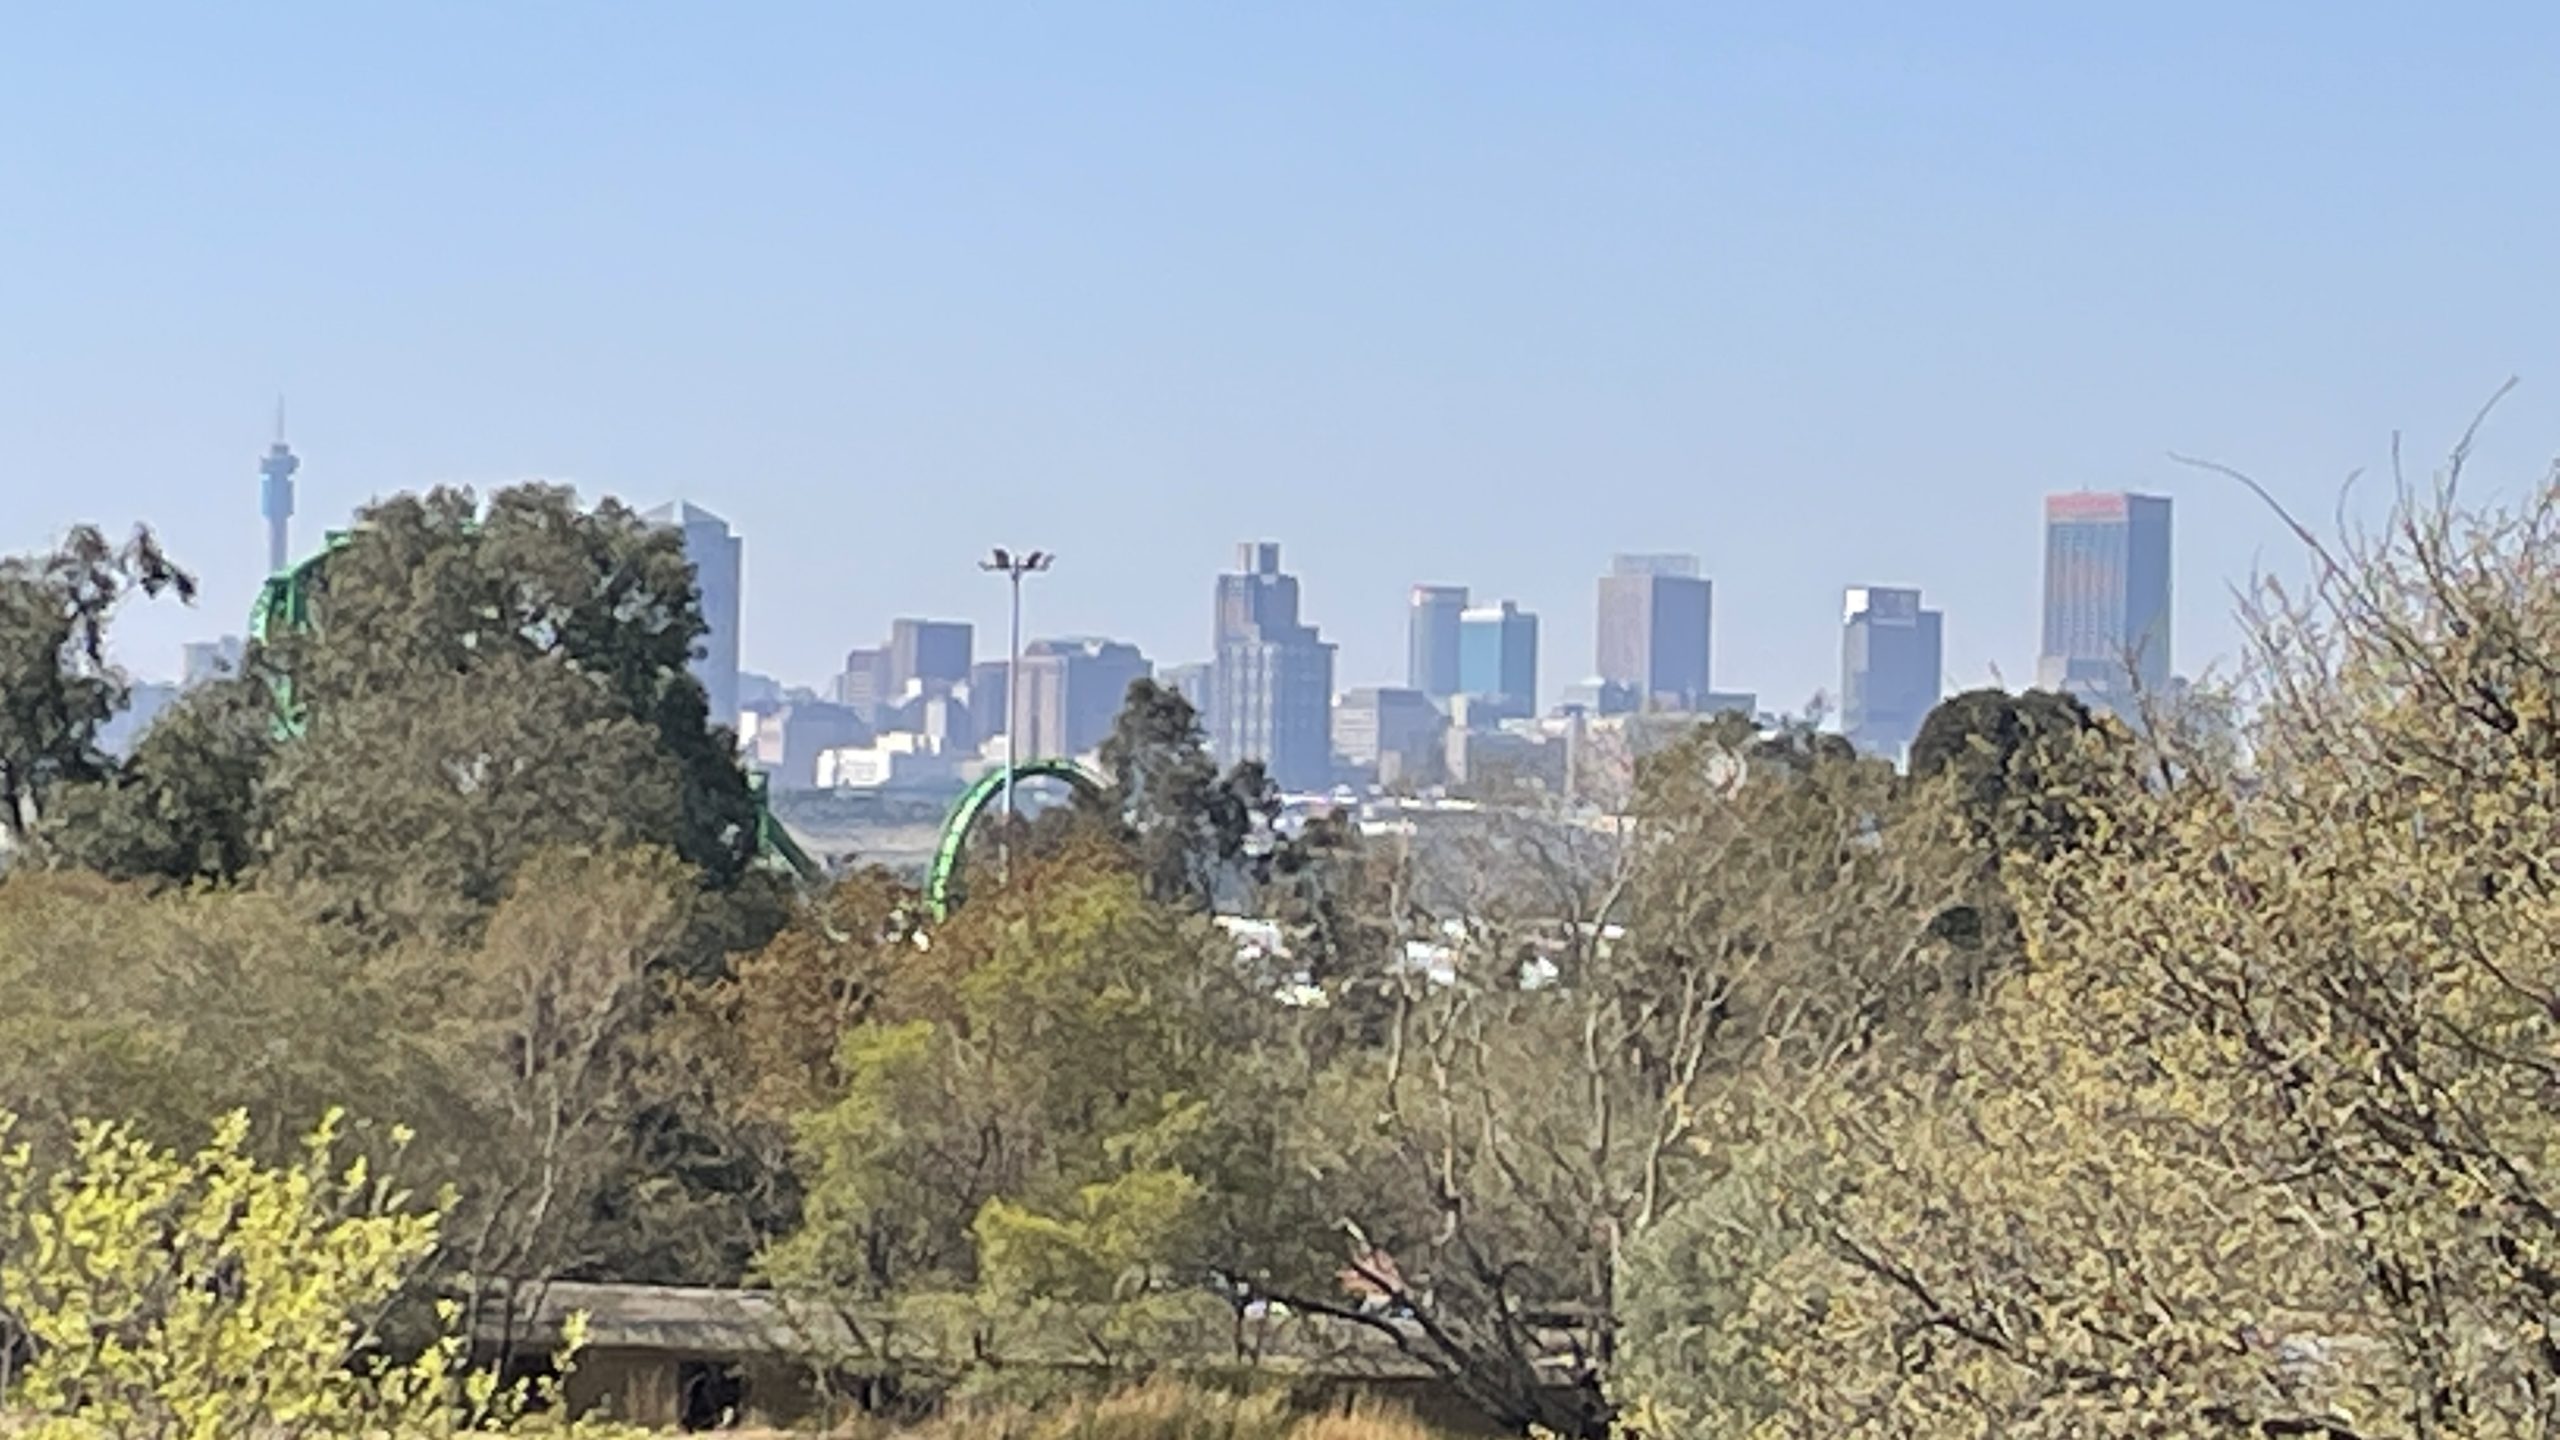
0, 1108, 626, 1440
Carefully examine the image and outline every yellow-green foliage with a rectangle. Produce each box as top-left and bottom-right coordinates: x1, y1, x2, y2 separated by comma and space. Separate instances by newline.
1648, 467, 2560, 1437
768, 859, 1268, 1317
0, 1108, 623, 1440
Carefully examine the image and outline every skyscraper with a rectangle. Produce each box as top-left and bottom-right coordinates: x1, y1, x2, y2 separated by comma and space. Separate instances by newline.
968, 660, 1012, 738
645, 501, 744, 730
1841, 586, 1944, 763
1209, 542, 1336, 790
1017, 637, 1152, 760
835, 647, 890, 721
258, 402, 299, 574
1458, 601, 1539, 714
1595, 554, 1713, 710
887, 618, 973, 699
2037, 492, 2173, 704
1406, 585, 1468, 699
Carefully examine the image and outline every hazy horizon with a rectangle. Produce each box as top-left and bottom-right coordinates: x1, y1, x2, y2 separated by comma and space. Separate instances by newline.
13, 4, 2560, 706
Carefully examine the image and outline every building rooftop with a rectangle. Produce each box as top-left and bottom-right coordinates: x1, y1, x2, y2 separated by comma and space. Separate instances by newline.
642, 500, 730, 528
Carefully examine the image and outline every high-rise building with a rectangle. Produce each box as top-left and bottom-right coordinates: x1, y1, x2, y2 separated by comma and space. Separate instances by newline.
1595, 553, 1712, 710
835, 647, 890, 721
2036, 492, 2173, 705
1406, 585, 1468, 699
968, 660, 1012, 739
258, 402, 299, 574
1458, 601, 1539, 714
887, 618, 973, 700
1017, 637, 1152, 761
645, 502, 743, 730
1841, 586, 1944, 763
1209, 542, 1336, 791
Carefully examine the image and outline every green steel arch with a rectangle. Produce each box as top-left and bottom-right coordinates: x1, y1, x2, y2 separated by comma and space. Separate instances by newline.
245, 530, 820, 883
926, 759, 1107, 920
247, 529, 356, 739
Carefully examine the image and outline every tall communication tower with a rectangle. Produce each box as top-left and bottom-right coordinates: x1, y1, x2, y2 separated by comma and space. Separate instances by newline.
259, 399, 299, 574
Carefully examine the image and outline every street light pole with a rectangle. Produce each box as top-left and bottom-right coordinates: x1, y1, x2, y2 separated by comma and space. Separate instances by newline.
980, 547, 1052, 879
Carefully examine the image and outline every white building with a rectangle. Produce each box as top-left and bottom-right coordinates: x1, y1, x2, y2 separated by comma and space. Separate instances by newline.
815, 732, 961, 792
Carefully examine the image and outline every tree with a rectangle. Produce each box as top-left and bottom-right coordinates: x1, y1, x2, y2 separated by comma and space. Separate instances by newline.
763, 847, 1336, 1390
0, 1109, 618, 1440
36, 674, 276, 884
1693, 436, 2560, 1437
1907, 685, 2105, 861
260, 653, 684, 945
1261, 729, 1982, 1439
1905, 685, 2114, 955
643, 867, 929, 1282
1095, 680, 1276, 911
0, 873, 434, 1158
0, 524, 191, 846
419, 847, 696, 1307
266, 483, 759, 889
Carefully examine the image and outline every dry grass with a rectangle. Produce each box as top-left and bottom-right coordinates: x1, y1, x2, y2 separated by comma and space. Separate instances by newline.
826, 1378, 1449, 1440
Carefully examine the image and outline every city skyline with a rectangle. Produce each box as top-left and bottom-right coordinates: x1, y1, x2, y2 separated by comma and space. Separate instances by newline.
167, 465, 2193, 733
23, 8, 2558, 714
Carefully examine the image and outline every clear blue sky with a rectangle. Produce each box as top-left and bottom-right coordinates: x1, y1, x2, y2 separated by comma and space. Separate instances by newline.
9, 3, 2560, 708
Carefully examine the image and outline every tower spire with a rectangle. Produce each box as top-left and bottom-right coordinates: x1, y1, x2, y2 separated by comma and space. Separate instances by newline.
259, 403, 301, 575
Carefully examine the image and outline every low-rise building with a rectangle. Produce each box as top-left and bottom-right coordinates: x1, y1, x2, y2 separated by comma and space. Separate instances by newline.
814, 731, 961, 792
1334, 686, 1446, 784
741, 702, 872, 791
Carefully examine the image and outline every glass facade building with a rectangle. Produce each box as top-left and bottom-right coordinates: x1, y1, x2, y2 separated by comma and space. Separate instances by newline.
1458, 601, 1539, 714
2036, 492, 2172, 706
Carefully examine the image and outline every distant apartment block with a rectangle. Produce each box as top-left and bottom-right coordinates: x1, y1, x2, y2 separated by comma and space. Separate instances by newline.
1596, 553, 1712, 711
645, 501, 743, 729
1209, 542, 1336, 791
1446, 720, 1566, 793
1018, 637, 1152, 761
1841, 585, 1944, 763
1458, 601, 1538, 715
887, 618, 973, 699
1560, 676, 1639, 717
816, 732, 963, 794
1334, 685, 1446, 785
740, 701, 872, 792
2037, 492, 2172, 705
834, 647, 889, 721
181, 636, 245, 688
968, 660, 1011, 738
1406, 585, 1467, 699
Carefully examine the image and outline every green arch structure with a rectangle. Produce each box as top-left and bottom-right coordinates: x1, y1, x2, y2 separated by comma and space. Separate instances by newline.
245, 529, 821, 883
925, 758, 1107, 920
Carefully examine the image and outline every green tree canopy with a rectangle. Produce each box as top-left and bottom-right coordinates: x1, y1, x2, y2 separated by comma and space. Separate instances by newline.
0, 524, 191, 846
266, 483, 758, 888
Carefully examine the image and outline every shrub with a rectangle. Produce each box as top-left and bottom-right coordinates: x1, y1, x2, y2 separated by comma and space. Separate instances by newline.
0, 1108, 625, 1440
